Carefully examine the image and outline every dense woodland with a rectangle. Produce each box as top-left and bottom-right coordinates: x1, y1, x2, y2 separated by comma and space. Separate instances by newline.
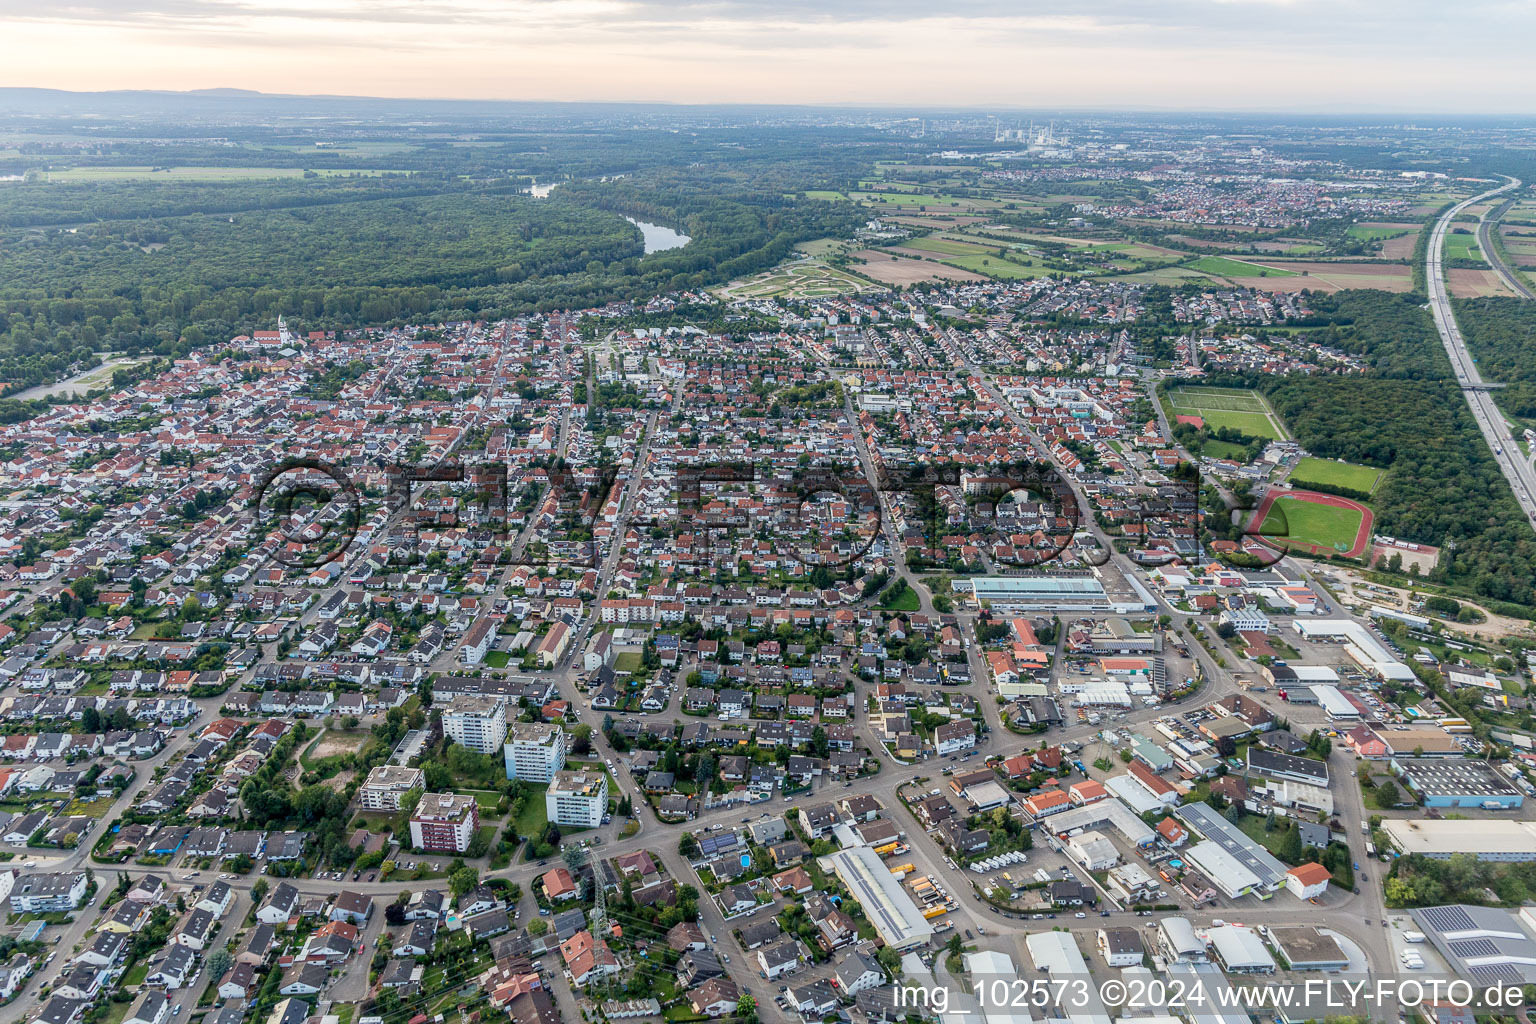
1202, 288, 1536, 610
1452, 297, 1536, 426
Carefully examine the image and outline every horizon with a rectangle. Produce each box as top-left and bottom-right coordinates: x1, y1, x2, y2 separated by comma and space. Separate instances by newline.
1, 0, 1532, 115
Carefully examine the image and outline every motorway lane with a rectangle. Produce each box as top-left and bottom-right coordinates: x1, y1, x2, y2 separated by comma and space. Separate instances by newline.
1425, 176, 1536, 530
1478, 198, 1536, 301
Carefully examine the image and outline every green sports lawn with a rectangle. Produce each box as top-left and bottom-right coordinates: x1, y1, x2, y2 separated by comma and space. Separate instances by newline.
1261, 496, 1364, 552
1289, 457, 1382, 494
1167, 386, 1289, 440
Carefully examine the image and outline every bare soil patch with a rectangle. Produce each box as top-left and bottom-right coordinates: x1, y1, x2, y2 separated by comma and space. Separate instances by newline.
849, 250, 986, 284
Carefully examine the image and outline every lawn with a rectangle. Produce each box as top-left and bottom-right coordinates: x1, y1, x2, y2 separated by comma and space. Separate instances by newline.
613, 651, 643, 673
879, 582, 921, 612
1445, 232, 1483, 262
1167, 385, 1288, 440
1261, 496, 1364, 553
942, 254, 1041, 279
511, 783, 552, 839
1199, 439, 1253, 462
1347, 225, 1411, 242
899, 236, 988, 256
482, 651, 511, 668
1289, 457, 1382, 494
1188, 255, 1297, 278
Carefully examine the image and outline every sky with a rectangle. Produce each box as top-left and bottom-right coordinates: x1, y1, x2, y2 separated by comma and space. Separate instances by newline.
1, 0, 1532, 113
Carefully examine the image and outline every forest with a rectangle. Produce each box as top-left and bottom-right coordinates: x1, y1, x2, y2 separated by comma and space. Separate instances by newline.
1452, 297, 1536, 427
0, 127, 868, 378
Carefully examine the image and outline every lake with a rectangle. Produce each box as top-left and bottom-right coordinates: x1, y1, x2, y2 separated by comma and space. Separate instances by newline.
626, 217, 690, 254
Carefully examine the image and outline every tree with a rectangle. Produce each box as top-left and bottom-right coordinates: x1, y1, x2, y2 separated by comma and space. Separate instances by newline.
250, 878, 269, 905
678, 833, 699, 858
1375, 779, 1401, 807
735, 994, 758, 1024
206, 948, 233, 982
449, 865, 479, 897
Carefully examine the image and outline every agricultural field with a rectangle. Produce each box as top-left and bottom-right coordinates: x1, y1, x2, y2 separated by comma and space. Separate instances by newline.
1187, 255, 1298, 279
897, 235, 990, 256
1444, 230, 1485, 263
939, 253, 1040, 278
1166, 385, 1290, 440
1224, 261, 1414, 293
1289, 457, 1382, 494
1448, 268, 1518, 298
847, 250, 986, 285
1347, 223, 1414, 242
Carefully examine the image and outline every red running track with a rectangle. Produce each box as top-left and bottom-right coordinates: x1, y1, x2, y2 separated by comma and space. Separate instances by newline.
1250, 488, 1374, 560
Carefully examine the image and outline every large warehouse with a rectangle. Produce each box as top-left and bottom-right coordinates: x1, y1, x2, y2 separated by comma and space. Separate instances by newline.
1176, 802, 1288, 899
1411, 904, 1536, 983
962, 575, 1112, 613
1397, 760, 1524, 809
825, 846, 934, 951
1382, 818, 1536, 861
1291, 619, 1414, 682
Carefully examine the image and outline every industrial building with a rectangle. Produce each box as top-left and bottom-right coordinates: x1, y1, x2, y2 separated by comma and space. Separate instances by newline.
1268, 927, 1349, 971
961, 575, 1112, 613
1207, 925, 1274, 973
1048, 795, 1156, 848
825, 846, 934, 951
1291, 619, 1414, 682
1382, 818, 1536, 860
1410, 904, 1536, 983
1176, 802, 1288, 899
1397, 760, 1523, 809
1025, 933, 1113, 1024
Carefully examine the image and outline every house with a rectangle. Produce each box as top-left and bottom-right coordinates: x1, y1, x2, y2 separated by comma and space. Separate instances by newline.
278, 962, 330, 996
393, 919, 437, 957
196, 880, 234, 917
757, 939, 805, 979
329, 891, 373, 925
145, 944, 196, 989
688, 976, 741, 1018
74, 930, 128, 969
217, 962, 258, 1001
256, 882, 300, 925
833, 949, 886, 995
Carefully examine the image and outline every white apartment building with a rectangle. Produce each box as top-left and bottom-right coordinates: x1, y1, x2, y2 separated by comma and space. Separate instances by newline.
357, 764, 425, 811
441, 695, 508, 754
546, 769, 607, 829
503, 722, 566, 783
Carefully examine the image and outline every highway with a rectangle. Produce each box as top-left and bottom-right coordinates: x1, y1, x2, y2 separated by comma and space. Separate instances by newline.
1477, 198, 1536, 300
1424, 175, 1536, 529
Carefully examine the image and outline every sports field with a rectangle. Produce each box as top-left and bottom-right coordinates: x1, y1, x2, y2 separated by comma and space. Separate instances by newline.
1288, 457, 1381, 494
1166, 385, 1289, 440
1256, 492, 1372, 558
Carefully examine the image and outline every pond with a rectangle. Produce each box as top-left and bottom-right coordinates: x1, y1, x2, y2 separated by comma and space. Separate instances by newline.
626, 217, 690, 254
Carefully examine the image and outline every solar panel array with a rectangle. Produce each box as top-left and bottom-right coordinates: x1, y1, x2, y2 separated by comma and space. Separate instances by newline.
1420, 905, 1478, 932
1468, 963, 1523, 981
1448, 938, 1501, 958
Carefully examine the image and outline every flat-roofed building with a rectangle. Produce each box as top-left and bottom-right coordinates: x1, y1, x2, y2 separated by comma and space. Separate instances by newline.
1382, 819, 1536, 861
441, 695, 508, 754
962, 575, 1112, 613
825, 845, 933, 952
358, 765, 424, 811
1207, 925, 1274, 973
1268, 927, 1349, 971
1398, 760, 1523, 809
546, 769, 607, 829
503, 722, 566, 782
408, 792, 479, 853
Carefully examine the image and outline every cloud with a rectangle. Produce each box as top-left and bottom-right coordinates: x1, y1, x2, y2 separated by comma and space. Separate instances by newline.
0, 0, 1527, 111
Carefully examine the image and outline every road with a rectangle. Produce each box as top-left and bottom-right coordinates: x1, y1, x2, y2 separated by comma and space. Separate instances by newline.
1477, 197, 1536, 300
1424, 176, 1536, 529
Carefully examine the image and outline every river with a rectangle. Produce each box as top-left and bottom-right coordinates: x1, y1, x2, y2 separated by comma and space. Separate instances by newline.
527, 180, 689, 252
